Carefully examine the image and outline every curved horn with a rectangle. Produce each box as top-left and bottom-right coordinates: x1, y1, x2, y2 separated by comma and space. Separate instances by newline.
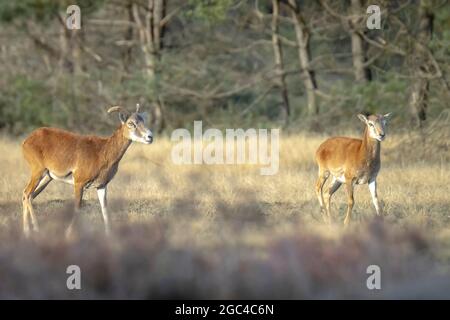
107, 106, 130, 123
107, 106, 129, 115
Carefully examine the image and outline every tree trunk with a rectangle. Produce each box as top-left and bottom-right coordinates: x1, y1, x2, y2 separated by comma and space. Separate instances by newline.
70, 30, 82, 75
408, 0, 434, 128
286, 0, 318, 115
132, 0, 166, 132
122, 0, 134, 73
54, 13, 82, 75
271, 0, 290, 122
58, 24, 68, 71
350, 0, 371, 82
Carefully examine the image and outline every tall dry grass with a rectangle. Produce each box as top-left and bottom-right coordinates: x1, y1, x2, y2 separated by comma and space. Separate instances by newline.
0, 122, 449, 298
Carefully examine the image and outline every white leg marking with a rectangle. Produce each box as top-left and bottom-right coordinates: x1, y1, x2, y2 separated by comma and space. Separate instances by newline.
97, 187, 111, 235
329, 176, 337, 185
368, 180, 381, 215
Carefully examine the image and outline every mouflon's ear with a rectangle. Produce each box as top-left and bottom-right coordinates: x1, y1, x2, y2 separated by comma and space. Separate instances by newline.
107, 106, 130, 124
357, 114, 368, 123
383, 112, 392, 120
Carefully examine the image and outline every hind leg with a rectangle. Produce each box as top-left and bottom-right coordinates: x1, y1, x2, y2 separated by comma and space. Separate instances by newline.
22, 169, 46, 235
22, 196, 30, 237
315, 170, 329, 221
324, 177, 342, 221
31, 172, 52, 200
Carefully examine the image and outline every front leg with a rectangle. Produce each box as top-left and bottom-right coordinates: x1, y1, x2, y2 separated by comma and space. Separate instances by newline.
368, 179, 382, 216
66, 182, 84, 238
97, 187, 111, 236
343, 180, 355, 226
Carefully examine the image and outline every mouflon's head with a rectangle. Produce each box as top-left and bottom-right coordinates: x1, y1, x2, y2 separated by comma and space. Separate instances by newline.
108, 104, 153, 144
357, 113, 392, 142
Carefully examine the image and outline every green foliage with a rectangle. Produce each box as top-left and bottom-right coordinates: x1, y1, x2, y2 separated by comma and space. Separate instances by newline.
0, 0, 104, 23
353, 78, 408, 113
430, 4, 450, 53
0, 75, 53, 133
185, 0, 234, 24
0, 0, 58, 22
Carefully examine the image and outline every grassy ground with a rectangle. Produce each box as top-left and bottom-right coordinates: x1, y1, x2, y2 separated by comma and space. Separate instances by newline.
0, 123, 449, 299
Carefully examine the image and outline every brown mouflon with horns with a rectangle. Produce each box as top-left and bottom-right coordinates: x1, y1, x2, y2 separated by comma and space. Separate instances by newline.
21, 104, 153, 237
315, 113, 391, 225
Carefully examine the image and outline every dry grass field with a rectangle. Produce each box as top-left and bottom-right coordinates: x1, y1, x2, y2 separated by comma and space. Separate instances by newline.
0, 120, 449, 299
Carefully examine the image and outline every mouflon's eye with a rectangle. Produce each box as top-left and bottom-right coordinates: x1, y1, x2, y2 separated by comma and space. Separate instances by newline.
128, 122, 136, 128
